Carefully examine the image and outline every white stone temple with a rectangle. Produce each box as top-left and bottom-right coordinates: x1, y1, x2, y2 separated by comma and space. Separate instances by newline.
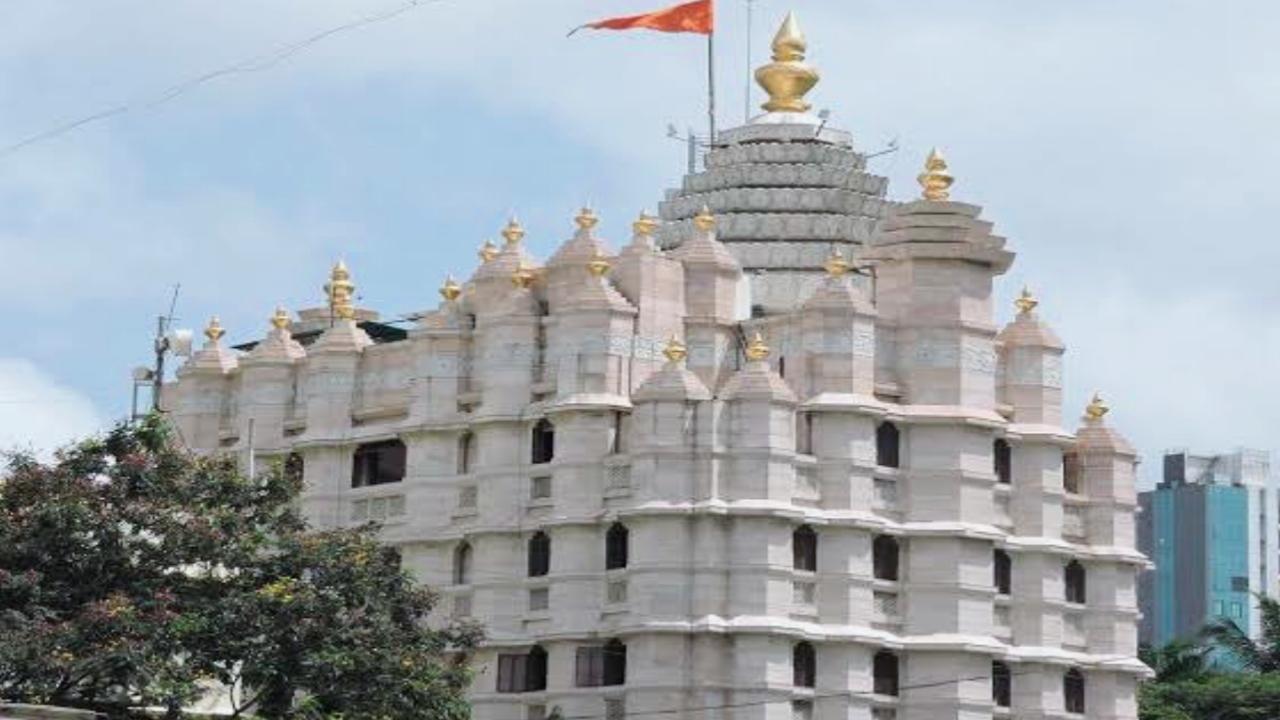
168, 13, 1150, 720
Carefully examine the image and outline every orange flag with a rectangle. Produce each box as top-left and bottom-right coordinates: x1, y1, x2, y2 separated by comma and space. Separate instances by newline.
570, 0, 714, 36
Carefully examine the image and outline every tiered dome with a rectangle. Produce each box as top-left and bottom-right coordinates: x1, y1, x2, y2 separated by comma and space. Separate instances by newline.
657, 13, 893, 314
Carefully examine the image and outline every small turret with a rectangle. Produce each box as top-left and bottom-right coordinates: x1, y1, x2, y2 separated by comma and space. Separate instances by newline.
996, 286, 1065, 426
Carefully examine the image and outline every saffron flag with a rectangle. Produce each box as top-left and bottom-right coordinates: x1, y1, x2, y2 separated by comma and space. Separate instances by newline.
570, 0, 713, 36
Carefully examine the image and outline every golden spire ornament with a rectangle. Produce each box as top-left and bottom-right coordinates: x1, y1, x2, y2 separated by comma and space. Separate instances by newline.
633, 211, 659, 237
745, 331, 770, 361
824, 247, 849, 277
663, 335, 687, 363
478, 240, 499, 264
693, 205, 716, 233
918, 148, 954, 201
270, 307, 291, 331
1015, 286, 1039, 316
755, 12, 820, 113
325, 260, 356, 320
502, 218, 526, 246
204, 316, 226, 344
1085, 392, 1110, 421
575, 207, 599, 233
586, 250, 611, 277
440, 274, 462, 302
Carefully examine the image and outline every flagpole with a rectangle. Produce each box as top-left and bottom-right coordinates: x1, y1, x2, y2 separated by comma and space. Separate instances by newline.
707, 26, 717, 146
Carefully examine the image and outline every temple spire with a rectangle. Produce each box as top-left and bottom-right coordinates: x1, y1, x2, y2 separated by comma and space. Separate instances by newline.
755, 12, 820, 113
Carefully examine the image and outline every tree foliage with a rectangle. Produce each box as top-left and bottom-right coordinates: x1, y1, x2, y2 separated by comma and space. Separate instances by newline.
0, 416, 481, 719
1140, 594, 1280, 719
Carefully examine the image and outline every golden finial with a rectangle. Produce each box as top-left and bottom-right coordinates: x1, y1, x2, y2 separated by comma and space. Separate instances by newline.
745, 331, 770, 361
754, 12, 820, 113
478, 240, 499, 264
824, 247, 849, 277
204, 316, 226, 344
586, 250, 611, 277
663, 335, 687, 363
440, 274, 462, 302
633, 211, 659, 237
1085, 392, 1110, 421
325, 260, 356, 320
1015, 286, 1039, 316
502, 218, 526, 246
575, 207, 599, 232
511, 263, 535, 289
693, 205, 716, 233
270, 307, 291, 331
917, 148, 954, 202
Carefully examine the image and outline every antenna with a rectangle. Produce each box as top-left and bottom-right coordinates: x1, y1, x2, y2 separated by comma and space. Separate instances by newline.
866, 136, 900, 161
149, 283, 182, 413
665, 124, 712, 174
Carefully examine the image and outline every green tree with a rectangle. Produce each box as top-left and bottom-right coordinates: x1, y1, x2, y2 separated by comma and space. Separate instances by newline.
1139, 639, 1212, 684
1139, 673, 1280, 720
0, 416, 480, 718
1202, 594, 1280, 673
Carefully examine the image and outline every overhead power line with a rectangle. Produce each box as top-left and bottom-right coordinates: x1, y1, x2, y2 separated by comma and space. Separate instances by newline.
0, 0, 444, 160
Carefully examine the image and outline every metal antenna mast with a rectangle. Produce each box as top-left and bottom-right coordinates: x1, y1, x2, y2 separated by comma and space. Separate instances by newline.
151, 284, 181, 412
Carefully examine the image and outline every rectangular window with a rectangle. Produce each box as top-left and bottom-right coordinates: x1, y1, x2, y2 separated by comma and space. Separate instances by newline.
529, 587, 549, 612
351, 440, 407, 487
1232, 576, 1250, 592
1232, 602, 1243, 618
575, 646, 605, 687
497, 654, 529, 693
531, 475, 552, 500
1214, 600, 1225, 616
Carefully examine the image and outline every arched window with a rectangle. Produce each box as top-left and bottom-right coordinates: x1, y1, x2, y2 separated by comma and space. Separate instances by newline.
603, 639, 627, 686
453, 542, 473, 585
284, 452, 304, 484
793, 525, 818, 572
457, 431, 475, 475
531, 419, 555, 465
876, 422, 900, 469
1063, 668, 1085, 714
994, 439, 1012, 484
873, 535, 900, 582
528, 531, 551, 578
606, 523, 629, 570
793, 641, 816, 688
1065, 560, 1086, 604
527, 646, 548, 692
994, 549, 1012, 596
351, 439, 407, 487
992, 661, 1011, 708
873, 650, 899, 697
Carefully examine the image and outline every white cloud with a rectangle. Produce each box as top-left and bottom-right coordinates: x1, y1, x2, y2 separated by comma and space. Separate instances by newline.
0, 358, 108, 457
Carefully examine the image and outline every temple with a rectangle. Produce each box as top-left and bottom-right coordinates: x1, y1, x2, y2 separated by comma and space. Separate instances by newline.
169, 13, 1149, 720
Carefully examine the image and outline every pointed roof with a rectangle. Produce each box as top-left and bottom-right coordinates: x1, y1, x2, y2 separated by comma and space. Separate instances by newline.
1076, 392, 1135, 456
634, 338, 712, 402
721, 335, 796, 402
669, 206, 739, 270
183, 317, 238, 374
547, 207, 613, 267
244, 309, 305, 362
997, 286, 1063, 349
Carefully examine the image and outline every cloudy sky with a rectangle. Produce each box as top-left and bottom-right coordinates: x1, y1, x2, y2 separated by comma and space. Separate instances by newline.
1, 0, 1277, 482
